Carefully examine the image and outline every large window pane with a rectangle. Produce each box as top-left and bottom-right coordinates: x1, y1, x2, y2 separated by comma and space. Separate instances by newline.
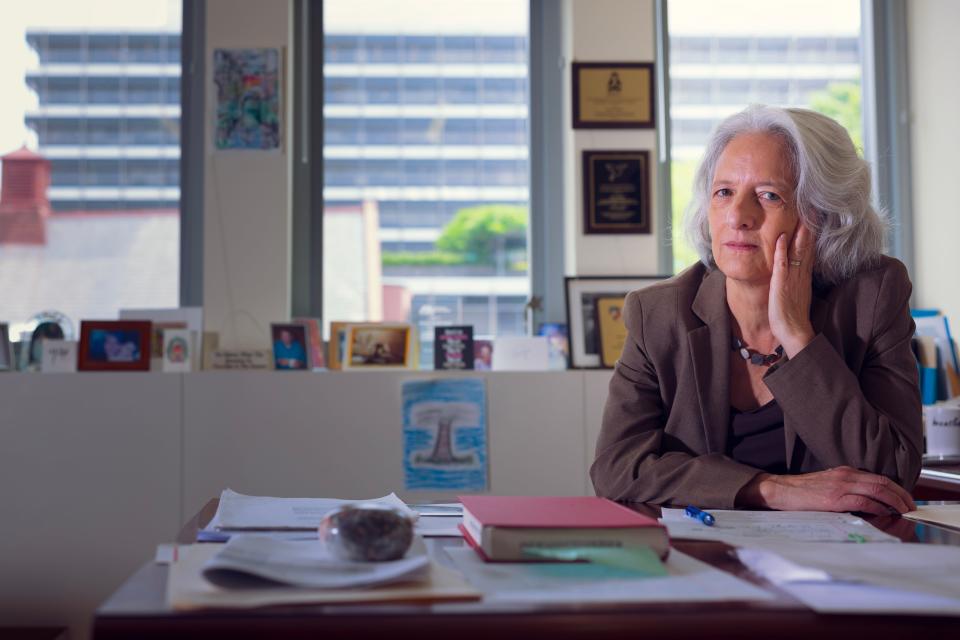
323, 0, 530, 366
0, 0, 181, 341
668, 0, 862, 273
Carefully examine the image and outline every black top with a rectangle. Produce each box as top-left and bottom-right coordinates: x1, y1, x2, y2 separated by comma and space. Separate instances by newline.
729, 400, 788, 474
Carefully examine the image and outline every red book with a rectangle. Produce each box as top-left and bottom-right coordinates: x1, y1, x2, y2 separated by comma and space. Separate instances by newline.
458, 496, 669, 562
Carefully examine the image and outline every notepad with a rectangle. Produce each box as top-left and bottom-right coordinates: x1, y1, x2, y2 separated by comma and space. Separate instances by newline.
903, 504, 960, 530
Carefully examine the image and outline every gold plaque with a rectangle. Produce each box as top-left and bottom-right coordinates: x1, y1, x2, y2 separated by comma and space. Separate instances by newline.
573, 62, 655, 129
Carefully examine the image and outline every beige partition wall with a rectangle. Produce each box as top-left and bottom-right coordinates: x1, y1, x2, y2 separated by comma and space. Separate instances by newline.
0, 373, 182, 638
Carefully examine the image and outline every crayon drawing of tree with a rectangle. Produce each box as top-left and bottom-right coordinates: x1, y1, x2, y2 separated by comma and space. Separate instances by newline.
411, 402, 479, 465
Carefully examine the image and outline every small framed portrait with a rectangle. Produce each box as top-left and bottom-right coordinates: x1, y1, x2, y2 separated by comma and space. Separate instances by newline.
572, 61, 655, 129
270, 323, 311, 370
565, 276, 666, 369
582, 150, 651, 235
344, 323, 414, 370
0, 323, 13, 371
596, 297, 629, 368
78, 321, 152, 371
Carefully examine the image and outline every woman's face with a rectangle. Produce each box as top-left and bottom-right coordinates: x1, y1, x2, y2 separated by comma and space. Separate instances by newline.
707, 132, 800, 287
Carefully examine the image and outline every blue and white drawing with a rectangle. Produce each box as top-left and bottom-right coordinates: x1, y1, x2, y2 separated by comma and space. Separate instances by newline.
402, 378, 488, 491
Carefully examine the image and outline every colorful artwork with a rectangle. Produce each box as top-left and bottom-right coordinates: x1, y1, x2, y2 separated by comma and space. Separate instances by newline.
402, 379, 488, 492
214, 48, 281, 150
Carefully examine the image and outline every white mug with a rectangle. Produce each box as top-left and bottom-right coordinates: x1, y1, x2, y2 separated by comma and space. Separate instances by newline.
926, 403, 960, 456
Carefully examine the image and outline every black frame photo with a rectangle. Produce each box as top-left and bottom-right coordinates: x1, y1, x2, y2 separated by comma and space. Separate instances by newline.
572, 61, 655, 129
582, 149, 651, 235
564, 276, 667, 369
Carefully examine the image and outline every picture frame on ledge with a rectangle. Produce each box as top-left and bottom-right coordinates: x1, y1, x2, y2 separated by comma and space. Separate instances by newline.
582, 149, 651, 235
564, 276, 666, 369
572, 61, 655, 129
343, 323, 416, 370
78, 320, 152, 371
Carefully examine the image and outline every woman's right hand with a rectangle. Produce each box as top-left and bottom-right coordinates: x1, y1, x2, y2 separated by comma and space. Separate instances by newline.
737, 466, 916, 515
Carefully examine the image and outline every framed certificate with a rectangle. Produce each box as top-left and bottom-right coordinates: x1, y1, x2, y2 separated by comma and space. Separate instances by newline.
582, 150, 651, 234
572, 62, 655, 129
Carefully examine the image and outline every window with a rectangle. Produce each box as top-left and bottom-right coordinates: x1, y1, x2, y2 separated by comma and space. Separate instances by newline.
666, 0, 863, 272
321, 0, 530, 365
0, 0, 181, 339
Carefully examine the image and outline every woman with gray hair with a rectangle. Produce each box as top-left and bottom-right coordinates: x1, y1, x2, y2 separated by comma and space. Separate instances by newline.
591, 105, 921, 513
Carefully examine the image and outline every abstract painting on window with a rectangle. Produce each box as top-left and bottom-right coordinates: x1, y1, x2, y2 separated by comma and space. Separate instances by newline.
401, 378, 488, 491
213, 48, 281, 150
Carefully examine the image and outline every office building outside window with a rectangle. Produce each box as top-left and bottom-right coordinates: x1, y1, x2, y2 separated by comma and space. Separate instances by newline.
322, 0, 530, 364
0, 1, 181, 340
668, 0, 862, 273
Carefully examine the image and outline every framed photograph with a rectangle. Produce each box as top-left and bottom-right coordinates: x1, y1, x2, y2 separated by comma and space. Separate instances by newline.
583, 150, 651, 235
572, 62, 655, 129
473, 339, 493, 371
0, 323, 12, 371
564, 276, 667, 369
435, 325, 474, 371
270, 323, 310, 370
596, 296, 629, 368
344, 323, 415, 370
78, 320, 152, 371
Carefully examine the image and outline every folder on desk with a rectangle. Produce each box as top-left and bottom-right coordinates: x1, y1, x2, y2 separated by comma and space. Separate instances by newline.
167, 544, 481, 610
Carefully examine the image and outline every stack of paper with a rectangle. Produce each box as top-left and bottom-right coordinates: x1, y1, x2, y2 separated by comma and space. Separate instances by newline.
903, 504, 960, 530
168, 544, 480, 610
202, 535, 430, 589
736, 542, 960, 615
659, 508, 899, 544
199, 489, 462, 540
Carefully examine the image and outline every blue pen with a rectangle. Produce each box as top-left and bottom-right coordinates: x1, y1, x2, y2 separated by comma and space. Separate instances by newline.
684, 505, 716, 526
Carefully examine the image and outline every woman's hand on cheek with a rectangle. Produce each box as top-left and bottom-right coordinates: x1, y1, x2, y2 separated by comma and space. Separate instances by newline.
768, 223, 815, 358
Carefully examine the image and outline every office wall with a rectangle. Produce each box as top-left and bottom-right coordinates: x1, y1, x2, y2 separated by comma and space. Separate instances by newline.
0, 370, 610, 638
203, 0, 293, 349
564, 0, 661, 277
908, 0, 960, 324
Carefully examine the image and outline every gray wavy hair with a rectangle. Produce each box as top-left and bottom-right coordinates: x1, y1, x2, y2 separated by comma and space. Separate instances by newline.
684, 105, 887, 285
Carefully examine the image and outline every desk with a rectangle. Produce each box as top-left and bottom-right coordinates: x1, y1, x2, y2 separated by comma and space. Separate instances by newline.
93, 500, 960, 640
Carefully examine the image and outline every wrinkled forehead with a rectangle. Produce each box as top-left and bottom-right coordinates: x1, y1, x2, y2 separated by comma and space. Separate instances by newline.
713, 131, 798, 189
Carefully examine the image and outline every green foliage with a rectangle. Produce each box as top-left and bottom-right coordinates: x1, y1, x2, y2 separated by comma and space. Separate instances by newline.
435, 204, 527, 264
381, 251, 468, 267
809, 81, 863, 152
670, 158, 701, 273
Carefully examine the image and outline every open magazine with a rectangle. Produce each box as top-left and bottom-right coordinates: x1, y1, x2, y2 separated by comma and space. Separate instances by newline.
202, 535, 430, 589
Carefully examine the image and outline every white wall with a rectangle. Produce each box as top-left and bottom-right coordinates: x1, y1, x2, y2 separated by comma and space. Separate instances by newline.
908, 0, 960, 324
0, 370, 611, 638
564, 0, 661, 276
203, 0, 293, 349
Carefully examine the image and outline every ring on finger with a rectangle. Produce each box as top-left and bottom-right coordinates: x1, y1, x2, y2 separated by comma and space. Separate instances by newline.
789, 259, 802, 267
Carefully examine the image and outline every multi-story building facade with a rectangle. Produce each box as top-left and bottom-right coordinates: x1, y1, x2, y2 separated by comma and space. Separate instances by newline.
24, 31, 181, 212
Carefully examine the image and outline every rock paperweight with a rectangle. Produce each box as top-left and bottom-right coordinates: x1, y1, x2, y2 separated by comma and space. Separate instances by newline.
318, 504, 414, 562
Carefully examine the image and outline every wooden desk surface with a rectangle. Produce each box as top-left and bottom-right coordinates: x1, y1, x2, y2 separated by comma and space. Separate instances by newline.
93, 499, 960, 640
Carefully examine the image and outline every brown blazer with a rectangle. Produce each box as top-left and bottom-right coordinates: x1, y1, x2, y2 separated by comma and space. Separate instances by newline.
590, 256, 923, 508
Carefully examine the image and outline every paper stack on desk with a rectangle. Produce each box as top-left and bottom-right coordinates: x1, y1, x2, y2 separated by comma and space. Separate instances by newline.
202, 535, 430, 589
659, 508, 899, 544
168, 543, 480, 610
199, 489, 462, 541
736, 542, 960, 616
